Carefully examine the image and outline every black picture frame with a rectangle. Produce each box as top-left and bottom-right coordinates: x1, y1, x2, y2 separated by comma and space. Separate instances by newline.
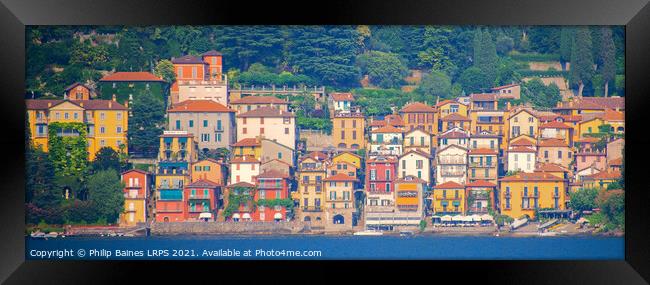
0, 0, 648, 283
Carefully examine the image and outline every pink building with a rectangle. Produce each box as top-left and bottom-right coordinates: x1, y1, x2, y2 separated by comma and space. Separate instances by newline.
575, 150, 607, 173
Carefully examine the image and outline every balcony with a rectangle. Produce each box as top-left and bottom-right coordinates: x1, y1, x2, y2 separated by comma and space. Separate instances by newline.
302, 206, 322, 212
440, 171, 466, 177
469, 162, 496, 168
35, 117, 48, 124
215, 126, 224, 133
468, 206, 490, 214
438, 159, 467, 165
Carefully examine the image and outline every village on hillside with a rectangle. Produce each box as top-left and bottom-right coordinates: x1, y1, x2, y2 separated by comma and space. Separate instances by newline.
25, 26, 624, 237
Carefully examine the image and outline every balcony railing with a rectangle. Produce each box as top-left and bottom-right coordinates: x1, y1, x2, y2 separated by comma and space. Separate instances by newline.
215, 126, 224, 133
438, 159, 467, 164
35, 117, 48, 124
469, 162, 496, 167
302, 206, 322, 212
440, 171, 466, 177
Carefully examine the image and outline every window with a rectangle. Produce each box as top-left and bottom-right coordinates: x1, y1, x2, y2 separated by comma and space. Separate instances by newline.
242, 118, 247, 124
370, 170, 377, 180
352, 120, 356, 128
352, 131, 357, 140
192, 67, 197, 78
116, 126, 122, 134
544, 151, 549, 158
117, 113, 122, 120
100, 126, 105, 134
73, 113, 78, 120
216, 133, 221, 142
386, 183, 390, 192
175, 120, 181, 130
260, 117, 264, 124
260, 128, 265, 134
189, 120, 194, 128
100, 112, 105, 121
100, 140, 106, 146
178, 67, 184, 78
341, 130, 345, 139
385, 170, 391, 180
64, 112, 69, 119
242, 128, 247, 134
217, 120, 222, 130
285, 128, 289, 134
203, 120, 208, 127
529, 126, 534, 136
416, 160, 423, 169
277, 152, 282, 159
558, 151, 562, 159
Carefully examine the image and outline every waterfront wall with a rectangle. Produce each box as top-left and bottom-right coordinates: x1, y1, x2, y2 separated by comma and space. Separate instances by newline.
151, 221, 309, 235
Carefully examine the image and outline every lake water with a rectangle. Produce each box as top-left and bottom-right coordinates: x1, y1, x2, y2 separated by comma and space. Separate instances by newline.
26, 235, 624, 260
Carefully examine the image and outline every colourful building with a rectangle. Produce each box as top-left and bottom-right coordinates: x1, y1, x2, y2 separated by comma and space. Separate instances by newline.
230, 96, 290, 113
230, 156, 260, 184
26, 98, 129, 160
63, 82, 93, 100
253, 170, 291, 222
440, 113, 472, 132
120, 169, 151, 227
184, 180, 220, 221
296, 153, 329, 226
167, 99, 236, 151
231, 138, 262, 159
324, 173, 357, 230
332, 151, 362, 169
465, 180, 497, 214
191, 158, 226, 185
508, 108, 539, 139
329, 92, 355, 114
369, 125, 404, 156
403, 128, 433, 155
331, 110, 365, 150
537, 138, 572, 169
467, 148, 498, 184
154, 131, 198, 222
499, 172, 567, 219
97, 71, 167, 103
432, 181, 466, 215
400, 102, 437, 134
236, 106, 297, 150
366, 155, 398, 193
582, 171, 622, 189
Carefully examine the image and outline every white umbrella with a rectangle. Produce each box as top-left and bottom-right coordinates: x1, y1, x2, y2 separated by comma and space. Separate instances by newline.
471, 214, 482, 222
441, 215, 452, 222
451, 215, 464, 222
481, 214, 494, 221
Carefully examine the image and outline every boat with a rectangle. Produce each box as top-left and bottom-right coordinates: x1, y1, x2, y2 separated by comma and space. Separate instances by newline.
399, 230, 414, 237
30, 231, 45, 238
353, 230, 383, 236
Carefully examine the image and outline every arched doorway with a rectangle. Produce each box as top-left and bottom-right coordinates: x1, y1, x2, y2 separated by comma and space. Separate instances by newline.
338, 143, 347, 148
163, 217, 169, 222
351, 144, 359, 149
333, 214, 345, 224
304, 216, 311, 222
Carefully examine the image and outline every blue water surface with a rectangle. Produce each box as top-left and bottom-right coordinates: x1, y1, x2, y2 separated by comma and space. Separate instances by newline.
26, 235, 624, 260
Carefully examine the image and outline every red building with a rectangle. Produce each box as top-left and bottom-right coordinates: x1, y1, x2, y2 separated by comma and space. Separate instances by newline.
366, 155, 398, 193
184, 180, 221, 221
120, 169, 151, 226
171, 50, 223, 92
253, 170, 291, 222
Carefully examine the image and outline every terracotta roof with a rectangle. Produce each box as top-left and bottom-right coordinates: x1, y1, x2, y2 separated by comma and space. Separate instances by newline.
372, 125, 404, 133
492, 83, 519, 90
230, 96, 288, 105
384, 114, 405, 126
509, 146, 537, 153
435, 100, 457, 107
171, 55, 206, 64
226, 181, 256, 188
405, 127, 432, 136
400, 149, 433, 159
367, 156, 398, 163
538, 138, 568, 147
237, 106, 295, 118
438, 129, 469, 139
333, 151, 361, 160
194, 158, 224, 165
576, 137, 600, 143
231, 156, 260, 163
394, 175, 427, 184
535, 163, 568, 172
231, 138, 260, 147
584, 171, 622, 180
603, 109, 624, 121
608, 157, 622, 165
122, 169, 150, 175
99, 72, 164, 82
582, 97, 625, 110
202, 50, 222, 56
470, 93, 497, 101
509, 108, 537, 120
465, 180, 497, 188
468, 148, 498, 155
26, 99, 63, 110
539, 121, 572, 129
441, 113, 471, 121
169, 100, 234, 113
434, 181, 464, 189
401, 102, 435, 113
187, 179, 220, 188
71, 100, 128, 110
369, 120, 386, 127
256, 169, 289, 179
323, 173, 357, 182
500, 172, 564, 182
306, 151, 329, 161
471, 131, 499, 138
576, 151, 606, 156
329, 92, 354, 101
437, 144, 469, 154
64, 82, 91, 92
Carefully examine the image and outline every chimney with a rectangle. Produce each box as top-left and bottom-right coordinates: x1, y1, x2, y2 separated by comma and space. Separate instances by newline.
47, 102, 52, 108
506, 101, 511, 110
112, 94, 117, 102
108, 101, 112, 108
124, 100, 129, 108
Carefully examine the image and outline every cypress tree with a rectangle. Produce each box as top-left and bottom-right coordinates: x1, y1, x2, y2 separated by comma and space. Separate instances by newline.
559, 27, 574, 70
600, 27, 616, 97
569, 27, 594, 97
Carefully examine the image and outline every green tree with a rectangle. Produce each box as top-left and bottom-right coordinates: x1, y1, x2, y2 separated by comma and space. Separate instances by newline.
128, 92, 165, 157
26, 147, 60, 209
86, 169, 124, 223
356, 51, 408, 88
472, 28, 498, 88
521, 78, 561, 108
568, 188, 598, 212
569, 27, 594, 97
599, 27, 616, 97
415, 70, 452, 100
559, 27, 574, 70
417, 26, 457, 75
154, 59, 176, 84
459, 66, 489, 94
91, 147, 122, 173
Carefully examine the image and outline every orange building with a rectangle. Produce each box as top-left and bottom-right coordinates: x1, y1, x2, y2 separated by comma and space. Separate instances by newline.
400, 102, 437, 134
63, 82, 93, 100
191, 158, 226, 185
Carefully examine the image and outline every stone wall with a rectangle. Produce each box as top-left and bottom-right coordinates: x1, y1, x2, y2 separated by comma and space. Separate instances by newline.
300, 130, 333, 149
150, 221, 309, 235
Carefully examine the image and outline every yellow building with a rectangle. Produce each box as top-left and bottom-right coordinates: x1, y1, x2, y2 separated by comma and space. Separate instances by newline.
499, 172, 567, 219
323, 173, 357, 230
432, 181, 466, 215
577, 118, 605, 139
26, 98, 128, 160
191, 158, 226, 185
332, 151, 362, 169
582, 171, 622, 189
231, 138, 261, 159
507, 108, 538, 140
603, 109, 625, 134
296, 153, 329, 226
332, 110, 365, 149
120, 169, 150, 227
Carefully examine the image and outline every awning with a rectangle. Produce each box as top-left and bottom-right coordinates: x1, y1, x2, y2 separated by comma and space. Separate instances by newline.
232, 213, 241, 219
242, 213, 251, 219
451, 215, 464, 222
199, 213, 212, 219
481, 214, 494, 221
274, 213, 283, 219
470, 214, 482, 221
441, 215, 452, 222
